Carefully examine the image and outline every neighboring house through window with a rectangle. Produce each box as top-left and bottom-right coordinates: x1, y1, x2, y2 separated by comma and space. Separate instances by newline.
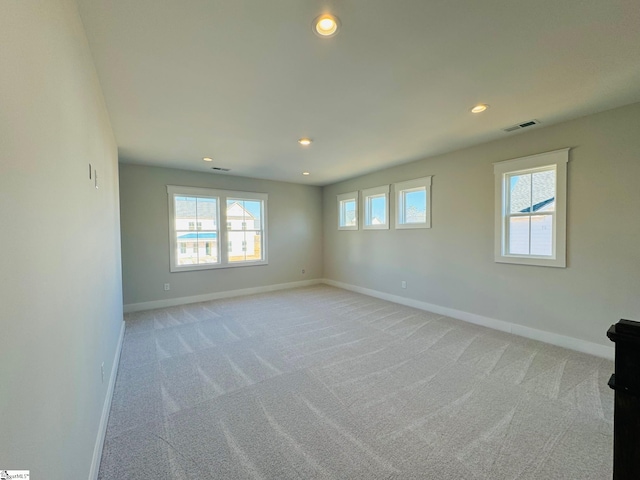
494, 148, 568, 267
167, 186, 267, 272
337, 191, 358, 230
362, 185, 389, 230
395, 176, 432, 229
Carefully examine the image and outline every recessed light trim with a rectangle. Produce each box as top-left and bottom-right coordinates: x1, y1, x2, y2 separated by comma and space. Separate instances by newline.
302, 172, 310, 176
203, 157, 213, 162
298, 138, 312, 146
313, 14, 340, 37
471, 104, 489, 113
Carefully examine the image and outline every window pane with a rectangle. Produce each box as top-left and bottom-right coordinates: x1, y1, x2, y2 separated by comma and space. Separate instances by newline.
340, 199, 356, 226
176, 234, 197, 265
508, 217, 530, 255
197, 197, 217, 229
227, 199, 261, 231
197, 233, 218, 264
175, 196, 197, 230
403, 189, 426, 223
532, 170, 555, 212
530, 215, 553, 256
368, 195, 386, 225
227, 231, 262, 263
509, 174, 531, 213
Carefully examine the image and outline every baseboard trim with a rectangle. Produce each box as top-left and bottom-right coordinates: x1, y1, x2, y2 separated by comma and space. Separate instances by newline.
89, 319, 125, 480
123, 279, 323, 313
322, 279, 614, 360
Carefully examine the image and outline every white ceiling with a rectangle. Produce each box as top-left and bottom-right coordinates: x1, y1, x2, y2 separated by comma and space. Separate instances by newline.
77, 0, 640, 186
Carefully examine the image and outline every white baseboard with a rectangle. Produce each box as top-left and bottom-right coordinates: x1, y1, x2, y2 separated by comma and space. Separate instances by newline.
123, 279, 323, 313
322, 279, 614, 360
89, 320, 125, 480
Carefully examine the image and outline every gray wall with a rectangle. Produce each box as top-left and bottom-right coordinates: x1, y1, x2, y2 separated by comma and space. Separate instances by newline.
0, 1, 123, 478
119, 164, 323, 306
323, 102, 640, 348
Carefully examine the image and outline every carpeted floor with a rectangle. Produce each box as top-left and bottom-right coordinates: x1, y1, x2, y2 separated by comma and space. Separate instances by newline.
99, 285, 614, 479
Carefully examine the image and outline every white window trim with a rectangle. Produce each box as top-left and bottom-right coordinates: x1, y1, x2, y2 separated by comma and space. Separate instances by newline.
394, 176, 432, 229
167, 185, 268, 272
362, 185, 390, 230
493, 148, 569, 268
337, 191, 358, 230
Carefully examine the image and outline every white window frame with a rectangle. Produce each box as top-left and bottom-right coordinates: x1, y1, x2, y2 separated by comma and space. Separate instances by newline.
394, 176, 432, 229
362, 185, 390, 230
337, 191, 358, 230
494, 148, 569, 267
167, 185, 268, 272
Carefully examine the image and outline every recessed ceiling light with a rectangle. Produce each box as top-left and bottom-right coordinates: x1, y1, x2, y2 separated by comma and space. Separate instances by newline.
302, 172, 310, 176
471, 104, 489, 113
298, 138, 312, 146
203, 157, 213, 162
313, 14, 340, 37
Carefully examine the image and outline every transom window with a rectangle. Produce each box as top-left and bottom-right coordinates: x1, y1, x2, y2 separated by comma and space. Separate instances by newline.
494, 149, 568, 267
362, 185, 389, 230
337, 191, 358, 230
395, 176, 432, 229
167, 186, 267, 272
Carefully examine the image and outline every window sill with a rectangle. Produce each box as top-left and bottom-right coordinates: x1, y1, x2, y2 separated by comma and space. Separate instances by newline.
170, 260, 268, 273
495, 255, 565, 268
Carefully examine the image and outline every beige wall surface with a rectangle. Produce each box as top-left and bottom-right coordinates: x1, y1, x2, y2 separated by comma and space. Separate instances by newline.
0, 1, 123, 479
119, 164, 323, 306
323, 102, 640, 347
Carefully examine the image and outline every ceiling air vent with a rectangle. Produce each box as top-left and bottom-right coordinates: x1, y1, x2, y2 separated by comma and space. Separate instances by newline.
211, 167, 230, 172
503, 119, 540, 133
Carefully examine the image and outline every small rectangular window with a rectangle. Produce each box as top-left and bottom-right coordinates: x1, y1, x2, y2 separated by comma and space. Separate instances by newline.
494, 149, 568, 267
337, 191, 358, 230
362, 185, 389, 230
395, 176, 432, 229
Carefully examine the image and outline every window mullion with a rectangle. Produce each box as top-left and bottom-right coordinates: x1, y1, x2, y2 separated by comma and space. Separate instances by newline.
195, 198, 200, 264
220, 195, 228, 265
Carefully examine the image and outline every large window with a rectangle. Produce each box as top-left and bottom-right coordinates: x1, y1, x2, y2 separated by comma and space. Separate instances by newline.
395, 176, 432, 229
167, 186, 267, 272
337, 191, 358, 230
494, 149, 568, 267
362, 185, 389, 230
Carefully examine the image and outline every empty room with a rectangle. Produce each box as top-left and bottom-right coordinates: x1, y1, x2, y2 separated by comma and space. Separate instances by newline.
2, 1, 640, 479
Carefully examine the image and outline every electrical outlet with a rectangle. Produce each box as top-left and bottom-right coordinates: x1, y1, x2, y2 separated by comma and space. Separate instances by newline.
164, 283, 170, 291
101, 362, 104, 384
401, 281, 407, 289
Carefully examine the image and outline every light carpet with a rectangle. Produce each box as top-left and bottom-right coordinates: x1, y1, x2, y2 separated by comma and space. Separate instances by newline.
99, 285, 614, 479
